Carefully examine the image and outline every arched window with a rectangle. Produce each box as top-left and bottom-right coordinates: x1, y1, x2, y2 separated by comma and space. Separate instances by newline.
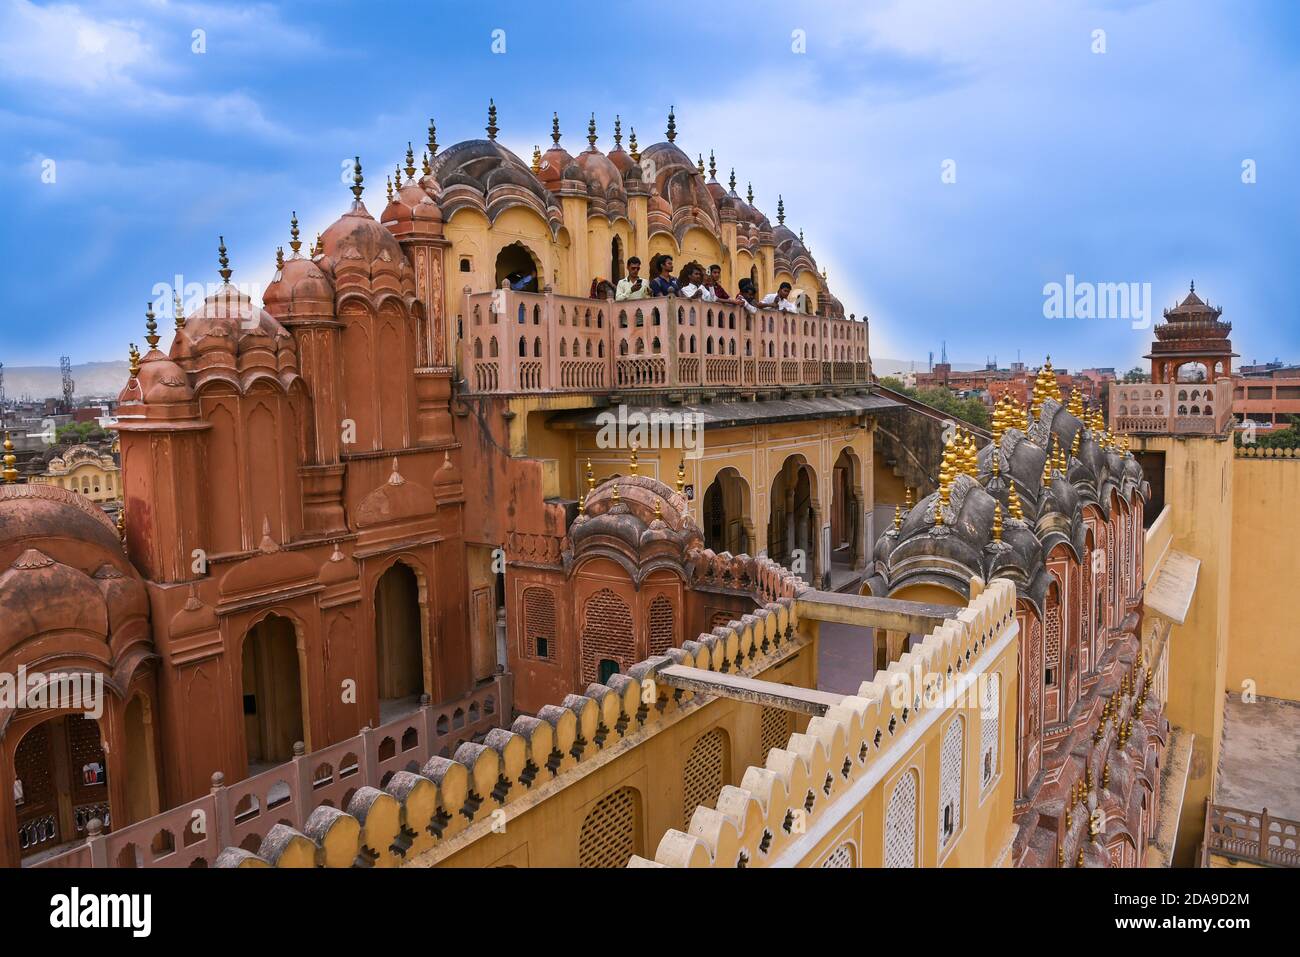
938, 717, 964, 850
884, 770, 918, 868
980, 674, 1000, 793
681, 728, 728, 828
578, 786, 641, 868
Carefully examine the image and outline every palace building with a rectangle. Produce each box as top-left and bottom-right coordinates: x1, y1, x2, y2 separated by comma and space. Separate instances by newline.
1, 105, 1294, 870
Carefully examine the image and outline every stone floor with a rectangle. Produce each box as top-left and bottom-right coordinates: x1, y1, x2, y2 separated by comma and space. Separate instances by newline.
1214, 693, 1300, 821
817, 619, 875, 695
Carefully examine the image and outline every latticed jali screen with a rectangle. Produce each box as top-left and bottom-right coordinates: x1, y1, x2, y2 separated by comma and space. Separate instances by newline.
681, 728, 727, 828
578, 786, 639, 868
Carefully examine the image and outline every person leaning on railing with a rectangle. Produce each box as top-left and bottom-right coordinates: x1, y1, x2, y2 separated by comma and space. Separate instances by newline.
648, 253, 679, 296
615, 256, 650, 300
760, 281, 799, 313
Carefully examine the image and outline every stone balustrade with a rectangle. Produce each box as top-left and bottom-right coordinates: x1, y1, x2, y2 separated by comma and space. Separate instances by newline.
29, 677, 509, 869
462, 287, 870, 396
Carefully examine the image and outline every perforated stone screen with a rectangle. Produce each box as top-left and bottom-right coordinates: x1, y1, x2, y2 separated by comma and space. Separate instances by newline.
578, 786, 639, 868
682, 728, 727, 828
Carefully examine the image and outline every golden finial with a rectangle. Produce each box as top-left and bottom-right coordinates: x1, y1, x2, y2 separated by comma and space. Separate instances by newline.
275, 245, 284, 270
1058, 848, 1065, 867
2, 432, 17, 484
531, 146, 542, 175
666, 105, 676, 142
904, 486, 913, 510
586, 459, 595, 492
422, 150, 432, 176
628, 127, 640, 163
551, 111, 562, 146
386, 174, 394, 202
1007, 480, 1023, 520
611, 482, 620, 504
128, 342, 141, 378
486, 99, 499, 141
578, 493, 586, 516
746, 182, 754, 204
312, 232, 323, 257
427, 117, 438, 157
893, 505, 902, 531
1042, 439, 1054, 488
1070, 430, 1080, 460
708, 150, 717, 180
174, 288, 185, 332
1102, 762, 1110, 789
289, 211, 302, 255
587, 112, 597, 150
1076, 849, 1085, 867
217, 235, 232, 282
350, 156, 363, 201
1065, 807, 1073, 828
991, 445, 1001, 476
144, 302, 159, 349
697, 153, 705, 175
654, 498, 662, 521
405, 142, 416, 181
992, 502, 1003, 542
116, 507, 125, 543
629, 443, 639, 475
777, 195, 785, 225
676, 459, 685, 493
613, 114, 622, 148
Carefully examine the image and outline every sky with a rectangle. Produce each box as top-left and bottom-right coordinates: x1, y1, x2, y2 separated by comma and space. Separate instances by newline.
0, 0, 1297, 376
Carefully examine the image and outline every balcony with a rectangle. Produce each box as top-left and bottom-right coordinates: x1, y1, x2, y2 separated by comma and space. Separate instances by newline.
1111, 380, 1234, 436
460, 287, 870, 396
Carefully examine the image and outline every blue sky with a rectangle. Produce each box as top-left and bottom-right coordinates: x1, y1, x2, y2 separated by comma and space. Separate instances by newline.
1, 0, 1297, 374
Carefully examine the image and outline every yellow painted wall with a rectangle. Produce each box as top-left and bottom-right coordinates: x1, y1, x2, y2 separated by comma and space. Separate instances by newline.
1135, 434, 1233, 866
1227, 458, 1300, 701
426, 646, 814, 867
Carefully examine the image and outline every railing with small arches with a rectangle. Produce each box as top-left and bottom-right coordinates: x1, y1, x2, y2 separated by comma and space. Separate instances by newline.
29, 676, 510, 869
461, 285, 870, 395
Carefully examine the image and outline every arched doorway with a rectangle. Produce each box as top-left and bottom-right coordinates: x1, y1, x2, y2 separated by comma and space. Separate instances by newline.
610, 236, 624, 283
495, 242, 540, 292
12, 714, 110, 861
830, 448, 863, 580
702, 468, 752, 555
241, 614, 304, 770
375, 562, 425, 720
767, 456, 819, 584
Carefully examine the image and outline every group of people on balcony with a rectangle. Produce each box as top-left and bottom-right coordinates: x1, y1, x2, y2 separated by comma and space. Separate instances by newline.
608, 255, 801, 314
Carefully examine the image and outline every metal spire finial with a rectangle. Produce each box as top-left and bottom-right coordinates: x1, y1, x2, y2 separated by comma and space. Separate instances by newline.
486, 99, 498, 140
350, 157, 363, 200
427, 118, 438, 157
217, 236, 232, 282
587, 112, 597, 150
613, 114, 622, 147
728, 168, 736, 193
708, 150, 716, 180
666, 105, 676, 142
777, 195, 785, 224
174, 288, 185, 332
289, 211, 301, 255
405, 142, 416, 180
551, 111, 561, 146
144, 302, 159, 349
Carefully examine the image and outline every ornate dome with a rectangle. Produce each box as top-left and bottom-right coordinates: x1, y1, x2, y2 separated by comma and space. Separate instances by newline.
0, 483, 124, 559
565, 474, 702, 578
430, 133, 561, 230
0, 549, 108, 656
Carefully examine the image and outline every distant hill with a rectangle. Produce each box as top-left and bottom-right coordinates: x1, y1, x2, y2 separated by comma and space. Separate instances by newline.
2, 361, 130, 401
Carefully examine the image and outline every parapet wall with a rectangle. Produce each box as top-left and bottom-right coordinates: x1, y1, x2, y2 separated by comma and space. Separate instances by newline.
1228, 452, 1300, 701
637, 578, 1019, 868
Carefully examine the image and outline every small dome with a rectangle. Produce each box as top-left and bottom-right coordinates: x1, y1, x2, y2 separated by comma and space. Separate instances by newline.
319, 542, 358, 587
264, 254, 335, 321
0, 549, 108, 656
135, 351, 194, 404
92, 562, 150, 633
0, 484, 123, 558
173, 282, 295, 366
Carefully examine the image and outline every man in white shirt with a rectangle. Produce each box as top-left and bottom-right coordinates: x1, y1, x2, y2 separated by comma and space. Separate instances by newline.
615, 256, 650, 300
760, 281, 799, 313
